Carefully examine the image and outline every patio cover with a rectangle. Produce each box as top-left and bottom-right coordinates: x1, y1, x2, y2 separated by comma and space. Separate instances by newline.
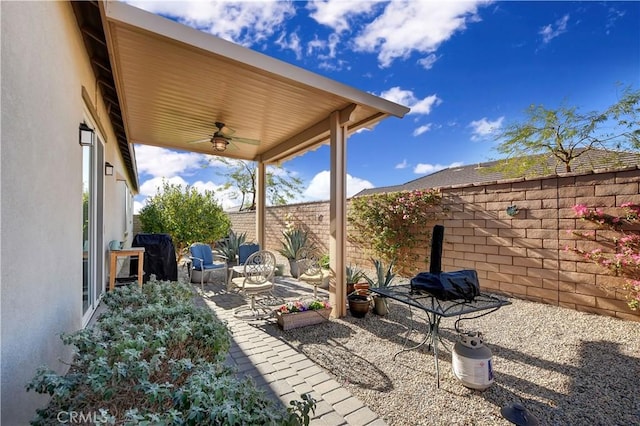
100, 1, 410, 316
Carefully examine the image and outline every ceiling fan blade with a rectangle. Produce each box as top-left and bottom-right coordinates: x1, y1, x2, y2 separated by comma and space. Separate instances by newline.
220, 125, 236, 136
187, 137, 211, 144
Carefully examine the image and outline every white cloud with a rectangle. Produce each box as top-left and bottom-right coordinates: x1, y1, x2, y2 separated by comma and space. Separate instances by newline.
275, 30, 302, 60
539, 14, 570, 44
192, 180, 241, 211
303, 170, 373, 200
413, 124, 432, 136
124, 1, 295, 46
135, 175, 239, 213
138, 175, 189, 198
469, 116, 504, 141
379, 87, 441, 115
395, 159, 409, 169
134, 145, 209, 178
418, 53, 439, 70
414, 161, 464, 175
353, 1, 490, 67
307, 0, 381, 33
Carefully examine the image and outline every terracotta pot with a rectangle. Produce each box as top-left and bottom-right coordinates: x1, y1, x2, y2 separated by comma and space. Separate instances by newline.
353, 282, 370, 296
348, 294, 371, 318
346, 282, 356, 296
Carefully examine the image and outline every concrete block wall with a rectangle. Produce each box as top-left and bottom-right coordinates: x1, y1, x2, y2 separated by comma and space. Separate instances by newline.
224, 167, 640, 321
439, 167, 640, 321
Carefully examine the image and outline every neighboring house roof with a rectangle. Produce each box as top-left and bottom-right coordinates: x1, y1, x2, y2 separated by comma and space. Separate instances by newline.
355, 149, 640, 196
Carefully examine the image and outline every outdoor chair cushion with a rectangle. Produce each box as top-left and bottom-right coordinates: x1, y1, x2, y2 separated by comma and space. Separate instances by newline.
190, 243, 222, 270
238, 243, 260, 265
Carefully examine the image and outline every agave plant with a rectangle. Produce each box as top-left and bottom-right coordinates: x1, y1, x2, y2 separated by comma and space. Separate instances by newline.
215, 229, 247, 264
278, 228, 312, 260
345, 265, 365, 285
365, 258, 396, 288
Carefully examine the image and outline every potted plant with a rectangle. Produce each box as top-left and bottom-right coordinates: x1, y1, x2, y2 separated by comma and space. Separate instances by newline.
365, 258, 396, 316
345, 265, 365, 296
278, 228, 313, 278
275, 299, 332, 330
215, 230, 247, 266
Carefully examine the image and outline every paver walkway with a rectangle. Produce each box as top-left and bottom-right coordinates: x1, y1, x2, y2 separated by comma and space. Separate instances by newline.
191, 271, 386, 426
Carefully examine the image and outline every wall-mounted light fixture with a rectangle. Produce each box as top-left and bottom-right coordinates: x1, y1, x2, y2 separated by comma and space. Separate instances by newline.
79, 122, 95, 146
506, 204, 519, 217
105, 162, 114, 176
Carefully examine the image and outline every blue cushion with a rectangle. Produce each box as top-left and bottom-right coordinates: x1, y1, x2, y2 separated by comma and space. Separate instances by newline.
202, 263, 225, 270
238, 243, 259, 264
190, 244, 213, 270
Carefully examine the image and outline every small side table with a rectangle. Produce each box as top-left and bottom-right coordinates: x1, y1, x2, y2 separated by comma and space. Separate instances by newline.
109, 247, 145, 291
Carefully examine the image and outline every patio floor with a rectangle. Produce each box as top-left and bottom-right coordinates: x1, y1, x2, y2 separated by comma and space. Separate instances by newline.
188, 269, 386, 426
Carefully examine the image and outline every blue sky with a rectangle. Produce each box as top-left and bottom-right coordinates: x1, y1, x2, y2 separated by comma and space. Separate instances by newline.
128, 1, 639, 212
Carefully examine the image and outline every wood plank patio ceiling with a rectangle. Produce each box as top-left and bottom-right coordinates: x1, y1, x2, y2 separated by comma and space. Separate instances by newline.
101, 1, 409, 165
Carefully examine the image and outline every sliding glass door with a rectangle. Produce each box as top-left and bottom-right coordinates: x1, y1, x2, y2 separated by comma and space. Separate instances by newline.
82, 132, 104, 324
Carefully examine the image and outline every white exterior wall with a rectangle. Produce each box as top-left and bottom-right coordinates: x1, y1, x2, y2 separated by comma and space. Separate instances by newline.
1, 2, 132, 423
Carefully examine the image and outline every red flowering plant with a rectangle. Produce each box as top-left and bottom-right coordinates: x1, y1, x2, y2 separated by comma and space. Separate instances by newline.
568, 203, 640, 310
276, 299, 331, 314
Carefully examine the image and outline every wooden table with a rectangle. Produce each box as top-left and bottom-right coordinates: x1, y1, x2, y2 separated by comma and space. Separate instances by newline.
109, 248, 145, 291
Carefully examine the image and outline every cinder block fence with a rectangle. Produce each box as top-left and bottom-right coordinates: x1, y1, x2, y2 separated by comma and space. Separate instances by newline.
195, 167, 640, 321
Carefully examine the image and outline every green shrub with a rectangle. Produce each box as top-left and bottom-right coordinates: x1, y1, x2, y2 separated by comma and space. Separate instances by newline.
27, 281, 315, 425
349, 189, 444, 275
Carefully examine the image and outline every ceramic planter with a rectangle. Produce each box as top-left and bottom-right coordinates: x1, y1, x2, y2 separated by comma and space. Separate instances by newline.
348, 294, 371, 318
373, 296, 388, 316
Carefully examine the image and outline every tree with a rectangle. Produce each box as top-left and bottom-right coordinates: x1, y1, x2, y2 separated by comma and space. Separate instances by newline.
215, 159, 304, 211
139, 181, 231, 257
490, 86, 640, 177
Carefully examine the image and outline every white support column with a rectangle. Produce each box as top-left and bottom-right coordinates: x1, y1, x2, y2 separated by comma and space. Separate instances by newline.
329, 110, 349, 317
256, 161, 266, 248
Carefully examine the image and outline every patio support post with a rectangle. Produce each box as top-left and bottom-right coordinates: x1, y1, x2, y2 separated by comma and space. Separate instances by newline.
329, 106, 353, 318
256, 160, 266, 248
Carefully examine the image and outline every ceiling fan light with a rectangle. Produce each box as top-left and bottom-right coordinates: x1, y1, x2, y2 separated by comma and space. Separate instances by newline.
211, 136, 229, 152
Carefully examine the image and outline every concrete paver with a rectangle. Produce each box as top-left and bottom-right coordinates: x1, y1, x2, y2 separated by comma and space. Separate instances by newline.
194, 275, 387, 425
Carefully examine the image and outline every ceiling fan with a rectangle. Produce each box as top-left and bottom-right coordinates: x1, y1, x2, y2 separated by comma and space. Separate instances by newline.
188, 121, 260, 153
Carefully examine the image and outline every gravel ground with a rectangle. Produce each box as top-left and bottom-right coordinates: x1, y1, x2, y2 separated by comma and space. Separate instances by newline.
272, 295, 640, 426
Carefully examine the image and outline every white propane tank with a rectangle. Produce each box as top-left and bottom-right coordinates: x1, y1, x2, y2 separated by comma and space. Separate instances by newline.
452, 331, 494, 390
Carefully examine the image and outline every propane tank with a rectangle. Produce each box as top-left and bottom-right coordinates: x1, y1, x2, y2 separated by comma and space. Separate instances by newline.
452, 331, 494, 390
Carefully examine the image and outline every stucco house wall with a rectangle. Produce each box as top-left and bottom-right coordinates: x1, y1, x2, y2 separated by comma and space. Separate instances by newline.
1, 2, 133, 422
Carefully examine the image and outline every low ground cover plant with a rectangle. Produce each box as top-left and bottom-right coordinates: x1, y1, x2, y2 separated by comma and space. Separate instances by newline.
27, 280, 315, 425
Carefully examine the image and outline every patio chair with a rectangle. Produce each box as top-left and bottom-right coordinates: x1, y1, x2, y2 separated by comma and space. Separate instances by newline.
238, 243, 260, 265
189, 243, 227, 291
298, 256, 330, 298
227, 243, 261, 292
232, 250, 277, 319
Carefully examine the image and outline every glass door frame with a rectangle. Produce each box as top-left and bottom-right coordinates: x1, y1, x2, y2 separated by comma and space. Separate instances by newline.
82, 118, 105, 326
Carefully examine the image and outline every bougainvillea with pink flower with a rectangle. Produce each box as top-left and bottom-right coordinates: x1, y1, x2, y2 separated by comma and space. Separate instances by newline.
349, 189, 444, 275
276, 299, 331, 314
569, 203, 640, 310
